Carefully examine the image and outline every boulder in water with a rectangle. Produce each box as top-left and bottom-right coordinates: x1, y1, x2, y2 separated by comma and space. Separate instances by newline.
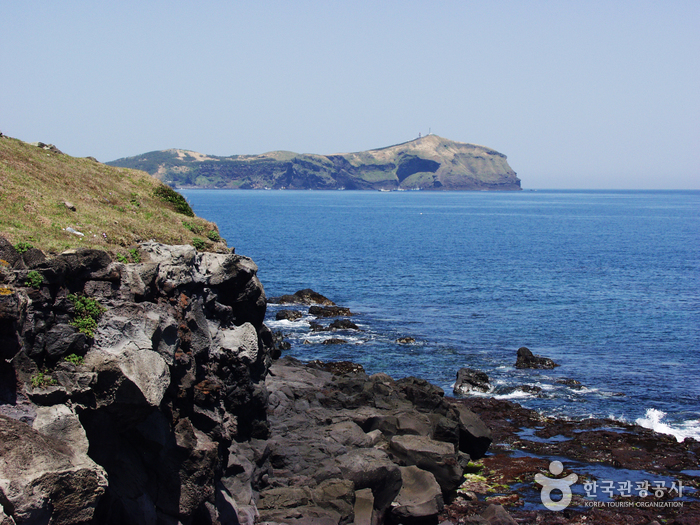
454, 368, 491, 395
514, 347, 558, 370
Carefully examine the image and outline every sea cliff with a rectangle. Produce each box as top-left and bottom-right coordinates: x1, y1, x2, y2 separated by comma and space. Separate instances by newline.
107, 135, 522, 191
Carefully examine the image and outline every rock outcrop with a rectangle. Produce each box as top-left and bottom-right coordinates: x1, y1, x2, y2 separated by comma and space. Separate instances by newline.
269, 289, 336, 306
275, 309, 304, 321
453, 367, 491, 395
262, 357, 493, 523
514, 347, 559, 370
107, 135, 522, 191
0, 239, 493, 525
0, 239, 271, 524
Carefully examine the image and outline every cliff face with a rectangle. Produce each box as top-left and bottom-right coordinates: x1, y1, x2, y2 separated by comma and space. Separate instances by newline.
107, 135, 522, 191
0, 239, 271, 524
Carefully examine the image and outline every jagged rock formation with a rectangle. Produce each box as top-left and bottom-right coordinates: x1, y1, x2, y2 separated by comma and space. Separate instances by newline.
260, 358, 493, 524
514, 347, 559, 370
107, 135, 522, 191
453, 368, 491, 395
0, 239, 270, 524
0, 239, 494, 524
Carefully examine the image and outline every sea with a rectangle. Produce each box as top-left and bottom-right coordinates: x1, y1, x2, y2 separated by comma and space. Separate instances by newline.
181, 189, 700, 442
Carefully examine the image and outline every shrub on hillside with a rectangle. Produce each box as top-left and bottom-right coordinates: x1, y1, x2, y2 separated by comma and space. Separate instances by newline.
153, 185, 194, 217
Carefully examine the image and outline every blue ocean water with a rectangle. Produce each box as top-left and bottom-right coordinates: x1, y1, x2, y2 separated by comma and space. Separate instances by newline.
182, 189, 700, 439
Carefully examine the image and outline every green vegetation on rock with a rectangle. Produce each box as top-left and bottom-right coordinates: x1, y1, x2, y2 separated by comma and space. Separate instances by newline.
24, 270, 44, 288
128, 247, 142, 263
64, 353, 84, 366
31, 369, 57, 388
67, 294, 106, 338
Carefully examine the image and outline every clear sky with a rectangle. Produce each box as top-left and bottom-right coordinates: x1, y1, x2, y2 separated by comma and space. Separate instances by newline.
2, 1, 698, 189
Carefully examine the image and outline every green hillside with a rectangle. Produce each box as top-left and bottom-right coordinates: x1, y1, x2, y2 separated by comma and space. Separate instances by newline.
0, 136, 228, 256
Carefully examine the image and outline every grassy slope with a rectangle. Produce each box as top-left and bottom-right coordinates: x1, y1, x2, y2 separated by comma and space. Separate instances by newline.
0, 136, 228, 256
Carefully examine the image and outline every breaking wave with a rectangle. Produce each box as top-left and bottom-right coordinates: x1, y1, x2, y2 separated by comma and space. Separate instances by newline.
635, 408, 700, 442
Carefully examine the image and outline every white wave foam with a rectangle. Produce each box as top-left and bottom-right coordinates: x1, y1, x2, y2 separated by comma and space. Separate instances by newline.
635, 408, 700, 442
291, 333, 366, 345
577, 386, 599, 394
266, 319, 309, 329
492, 391, 534, 400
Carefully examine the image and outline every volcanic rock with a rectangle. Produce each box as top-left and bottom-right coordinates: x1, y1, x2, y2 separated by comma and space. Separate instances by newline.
452, 404, 493, 460
0, 414, 107, 524
481, 503, 517, 524
517, 385, 543, 394
0, 236, 497, 524
391, 466, 444, 521
389, 434, 463, 492
0, 237, 20, 268
269, 288, 335, 306
309, 305, 353, 318
454, 367, 491, 395
275, 309, 304, 321
514, 346, 559, 369
556, 378, 583, 388
263, 357, 492, 522
0, 238, 272, 524
328, 319, 359, 330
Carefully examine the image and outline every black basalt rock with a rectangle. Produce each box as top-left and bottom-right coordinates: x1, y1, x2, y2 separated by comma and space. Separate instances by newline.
328, 319, 359, 331
269, 288, 335, 306
453, 367, 491, 395
0, 237, 20, 269
514, 346, 559, 370
309, 305, 353, 318
275, 309, 303, 321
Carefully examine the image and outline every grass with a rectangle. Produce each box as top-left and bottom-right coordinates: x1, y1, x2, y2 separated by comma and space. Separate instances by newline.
0, 136, 228, 255
398, 171, 436, 189
357, 169, 398, 183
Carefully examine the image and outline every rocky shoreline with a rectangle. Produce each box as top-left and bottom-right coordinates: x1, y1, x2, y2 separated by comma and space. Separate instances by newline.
0, 240, 698, 524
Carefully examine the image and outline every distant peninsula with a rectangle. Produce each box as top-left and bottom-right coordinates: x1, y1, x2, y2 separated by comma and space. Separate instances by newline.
107, 135, 522, 191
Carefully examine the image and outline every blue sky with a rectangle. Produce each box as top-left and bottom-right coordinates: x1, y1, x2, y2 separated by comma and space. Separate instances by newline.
2, 1, 698, 189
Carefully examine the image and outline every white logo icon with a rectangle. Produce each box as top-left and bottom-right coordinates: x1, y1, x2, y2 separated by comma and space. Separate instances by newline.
534, 461, 578, 511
